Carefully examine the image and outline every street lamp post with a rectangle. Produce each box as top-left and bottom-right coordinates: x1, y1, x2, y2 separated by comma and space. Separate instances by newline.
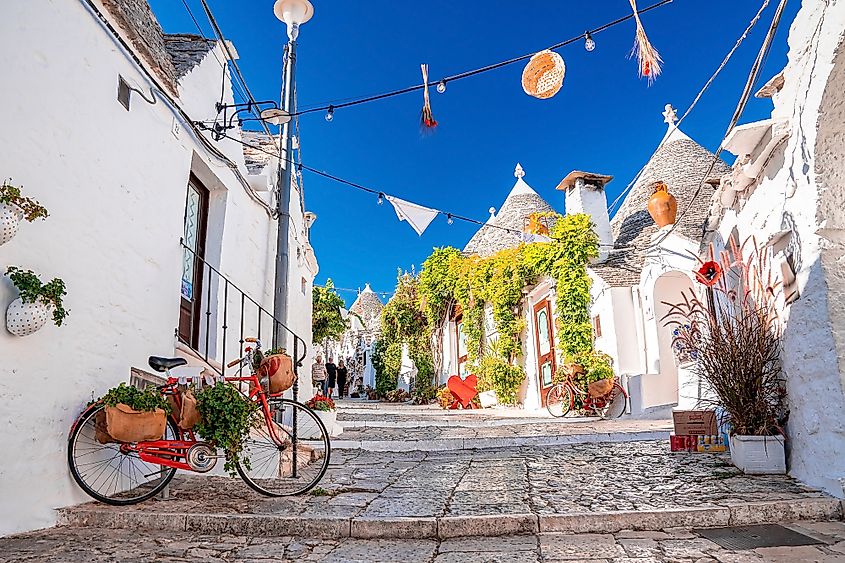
273, 0, 313, 348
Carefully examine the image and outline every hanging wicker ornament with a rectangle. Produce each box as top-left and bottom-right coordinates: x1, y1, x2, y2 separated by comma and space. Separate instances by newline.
420, 64, 437, 130
521, 50, 565, 99
629, 0, 662, 83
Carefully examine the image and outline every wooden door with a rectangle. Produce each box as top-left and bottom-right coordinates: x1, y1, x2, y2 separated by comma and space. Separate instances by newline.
178, 176, 209, 348
533, 299, 556, 406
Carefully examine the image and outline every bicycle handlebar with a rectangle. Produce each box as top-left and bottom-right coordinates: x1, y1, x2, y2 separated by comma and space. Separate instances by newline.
245, 337, 258, 343
226, 358, 242, 369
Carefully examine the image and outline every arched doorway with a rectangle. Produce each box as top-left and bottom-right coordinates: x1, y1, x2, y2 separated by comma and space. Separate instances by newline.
652, 271, 696, 409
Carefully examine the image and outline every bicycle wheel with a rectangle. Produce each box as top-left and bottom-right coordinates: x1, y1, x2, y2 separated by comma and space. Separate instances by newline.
67, 404, 178, 505
236, 398, 331, 496
604, 384, 627, 419
546, 384, 572, 418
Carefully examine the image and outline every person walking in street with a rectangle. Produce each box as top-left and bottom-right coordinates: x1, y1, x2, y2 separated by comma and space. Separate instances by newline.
325, 356, 337, 397
336, 359, 348, 399
311, 355, 327, 395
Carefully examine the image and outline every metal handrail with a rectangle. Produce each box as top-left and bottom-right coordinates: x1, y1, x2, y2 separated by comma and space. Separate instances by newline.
179, 241, 308, 397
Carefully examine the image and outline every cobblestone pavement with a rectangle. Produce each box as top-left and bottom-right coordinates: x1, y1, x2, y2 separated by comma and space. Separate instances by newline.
334, 400, 672, 446
62, 441, 829, 519
4, 521, 845, 561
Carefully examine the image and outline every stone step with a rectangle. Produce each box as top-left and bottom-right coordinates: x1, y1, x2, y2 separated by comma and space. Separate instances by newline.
58, 498, 844, 540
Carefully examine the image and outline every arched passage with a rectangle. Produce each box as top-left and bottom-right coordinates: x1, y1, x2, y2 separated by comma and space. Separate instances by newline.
650, 271, 696, 409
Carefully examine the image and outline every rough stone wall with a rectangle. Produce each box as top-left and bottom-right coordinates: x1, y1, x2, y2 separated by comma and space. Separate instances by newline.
711, 0, 845, 496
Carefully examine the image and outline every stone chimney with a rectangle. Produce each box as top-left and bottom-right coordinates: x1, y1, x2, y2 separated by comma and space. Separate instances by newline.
557, 171, 614, 263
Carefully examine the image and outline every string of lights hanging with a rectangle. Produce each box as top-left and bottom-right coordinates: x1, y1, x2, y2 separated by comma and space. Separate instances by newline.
286, 0, 675, 122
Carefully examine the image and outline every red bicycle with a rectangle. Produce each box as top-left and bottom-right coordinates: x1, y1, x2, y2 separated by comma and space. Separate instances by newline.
546, 374, 628, 419
67, 338, 331, 505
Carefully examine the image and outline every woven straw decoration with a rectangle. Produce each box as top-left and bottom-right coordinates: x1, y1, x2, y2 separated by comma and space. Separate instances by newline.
521, 50, 565, 99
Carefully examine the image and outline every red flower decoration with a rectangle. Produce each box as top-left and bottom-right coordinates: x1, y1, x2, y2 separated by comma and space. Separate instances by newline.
695, 261, 722, 287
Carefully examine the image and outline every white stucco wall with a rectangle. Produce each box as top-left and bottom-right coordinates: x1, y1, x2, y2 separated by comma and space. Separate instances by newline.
708, 0, 845, 497
0, 0, 316, 534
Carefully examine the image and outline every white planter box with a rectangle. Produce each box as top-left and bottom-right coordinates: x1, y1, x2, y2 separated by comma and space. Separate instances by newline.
307, 409, 342, 438
730, 434, 786, 474
479, 390, 498, 408
6, 298, 50, 337
0, 203, 23, 246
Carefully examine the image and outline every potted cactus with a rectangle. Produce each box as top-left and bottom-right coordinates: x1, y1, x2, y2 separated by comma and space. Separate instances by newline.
5, 267, 68, 336
0, 180, 48, 246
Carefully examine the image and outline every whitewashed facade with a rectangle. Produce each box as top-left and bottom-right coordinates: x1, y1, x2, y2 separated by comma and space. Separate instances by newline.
702, 0, 845, 497
0, 0, 318, 534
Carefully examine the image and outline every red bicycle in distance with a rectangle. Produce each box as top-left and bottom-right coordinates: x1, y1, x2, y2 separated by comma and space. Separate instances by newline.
67, 338, 331, 505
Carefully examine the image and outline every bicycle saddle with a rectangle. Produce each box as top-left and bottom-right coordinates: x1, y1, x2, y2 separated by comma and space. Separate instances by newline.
148, 356, 188, 373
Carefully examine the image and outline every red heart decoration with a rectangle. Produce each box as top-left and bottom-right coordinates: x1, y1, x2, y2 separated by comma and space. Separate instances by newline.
447, 374, 478, 407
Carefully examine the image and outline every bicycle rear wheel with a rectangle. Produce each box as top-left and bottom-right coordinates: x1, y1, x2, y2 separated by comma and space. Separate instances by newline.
67, 404, 178, 505
604, 384, 627, 419
546, 384, 572, 418
236, 398, 330, 496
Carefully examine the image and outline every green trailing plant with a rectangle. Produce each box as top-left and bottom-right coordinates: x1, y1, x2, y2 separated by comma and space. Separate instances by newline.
476, 353, 525, 405
0, 180, 48, 222
250, 346, 288, 371
312, 279, 349, 345
6, 267, 69, 326
194, 382, 259, 476
569, 350, 614, 392
100, 382, 171, 414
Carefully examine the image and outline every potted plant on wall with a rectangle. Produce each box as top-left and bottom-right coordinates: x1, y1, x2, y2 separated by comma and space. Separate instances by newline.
0, 180, 48, 246
5, 267, 68, 336
664, 236, 789, 474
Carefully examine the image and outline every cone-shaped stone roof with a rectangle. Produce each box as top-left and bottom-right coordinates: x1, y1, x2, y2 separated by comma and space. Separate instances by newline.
592, 126, 732, 287
349, 284, 384, 329
463, 165, 556, 257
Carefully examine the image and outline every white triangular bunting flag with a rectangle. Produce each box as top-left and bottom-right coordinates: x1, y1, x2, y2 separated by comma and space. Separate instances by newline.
386, 195, 439, 236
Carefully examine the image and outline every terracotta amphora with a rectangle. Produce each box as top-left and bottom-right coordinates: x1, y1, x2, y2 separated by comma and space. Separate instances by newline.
647, 182, 677, 228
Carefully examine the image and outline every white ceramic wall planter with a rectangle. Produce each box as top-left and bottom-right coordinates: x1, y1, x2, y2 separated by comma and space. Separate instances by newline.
730, 434, 786, 474
315, 409, 342, 438
0, 203, 24, 246
6, 298, 50, 336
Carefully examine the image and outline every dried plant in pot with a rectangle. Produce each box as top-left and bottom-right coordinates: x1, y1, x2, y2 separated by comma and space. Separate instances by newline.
662, 236, 790, 474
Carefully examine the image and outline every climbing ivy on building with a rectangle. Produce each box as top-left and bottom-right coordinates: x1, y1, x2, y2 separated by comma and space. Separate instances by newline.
414, 212, 604, 404
373, 271, 436, 398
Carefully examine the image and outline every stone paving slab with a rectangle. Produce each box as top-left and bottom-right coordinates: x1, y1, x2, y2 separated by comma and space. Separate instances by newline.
4, 522, 845, 562
57, 441, 842, 539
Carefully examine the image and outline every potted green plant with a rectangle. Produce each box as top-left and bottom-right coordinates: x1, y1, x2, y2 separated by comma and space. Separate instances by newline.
304, 393, 339, 437
194, 382, 258, 475
97, 383, 171, 443
5, 267, 68, 336
0, 180, 48, 246
664, 236, 789, 474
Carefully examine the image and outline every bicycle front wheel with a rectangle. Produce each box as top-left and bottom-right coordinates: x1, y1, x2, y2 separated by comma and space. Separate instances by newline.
546, 384, 572, 418
67, 404, 178, 505
236, 398, 331, 496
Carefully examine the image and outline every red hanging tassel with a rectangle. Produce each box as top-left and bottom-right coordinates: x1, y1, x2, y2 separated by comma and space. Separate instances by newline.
629, 0, 662, 84
420, 64, 437, 131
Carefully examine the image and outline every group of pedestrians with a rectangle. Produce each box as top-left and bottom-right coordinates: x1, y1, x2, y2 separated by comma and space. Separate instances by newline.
310, 354, 348, 398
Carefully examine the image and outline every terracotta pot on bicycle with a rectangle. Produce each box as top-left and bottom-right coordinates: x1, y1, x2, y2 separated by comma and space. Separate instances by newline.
104, 403, 167, 443
260, 353, 295, 394
588, 378, 614, 398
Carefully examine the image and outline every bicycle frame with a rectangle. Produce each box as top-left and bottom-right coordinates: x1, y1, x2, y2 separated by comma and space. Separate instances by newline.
560, 376, 628, 415
80, 343, 297, 475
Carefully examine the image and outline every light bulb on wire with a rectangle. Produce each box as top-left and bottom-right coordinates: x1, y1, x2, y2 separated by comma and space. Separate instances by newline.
584, 32, 595, 52
447, 214, 454, 225
325, 105, 334, 122
377, 192, 384, 205
437, 80, 447, 94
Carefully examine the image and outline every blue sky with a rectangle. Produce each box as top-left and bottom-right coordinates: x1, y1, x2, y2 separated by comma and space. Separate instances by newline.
149, 0, 797, 307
